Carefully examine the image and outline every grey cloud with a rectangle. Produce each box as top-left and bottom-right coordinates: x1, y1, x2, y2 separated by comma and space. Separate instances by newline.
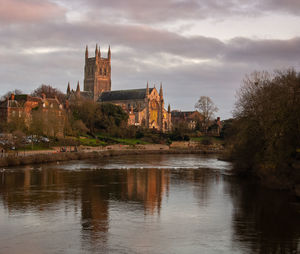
1, 14, 300, 119
0, 22, 225, 59
61, 0, 300, 24
225, 37, 300, 65
260, 0, 300, 15
72, 0, 253, 23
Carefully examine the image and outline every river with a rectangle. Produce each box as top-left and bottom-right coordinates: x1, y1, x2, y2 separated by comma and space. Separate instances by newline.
0, 154, 299, 253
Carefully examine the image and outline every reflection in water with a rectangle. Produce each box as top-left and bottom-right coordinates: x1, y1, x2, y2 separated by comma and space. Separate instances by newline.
0, 154, 299, 253
228, 179, 300, 254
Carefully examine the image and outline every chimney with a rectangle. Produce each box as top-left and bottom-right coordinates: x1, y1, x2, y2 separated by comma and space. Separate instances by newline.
11, 93, 15, 100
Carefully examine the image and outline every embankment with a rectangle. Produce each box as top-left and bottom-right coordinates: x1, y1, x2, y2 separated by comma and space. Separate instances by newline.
0, 148, 222, 168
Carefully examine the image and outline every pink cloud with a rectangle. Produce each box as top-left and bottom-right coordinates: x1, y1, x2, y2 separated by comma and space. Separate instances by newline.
0, 0, 65, 23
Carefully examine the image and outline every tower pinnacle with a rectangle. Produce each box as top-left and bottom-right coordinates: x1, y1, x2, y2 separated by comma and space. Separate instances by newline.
108, 45, 111, 60
76, 81, 80, 92
95, 44, 98, 56
85, 45, 88, 59
159, 82, 163, 100
98, 45, 101, 58
67, 82, 71, 94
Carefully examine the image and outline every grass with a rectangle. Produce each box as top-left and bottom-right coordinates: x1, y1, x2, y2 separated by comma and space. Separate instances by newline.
79, 137, 106, 146
113, 138, 148, 145
96, 134, 149, 145
18, 144, 52, 151
190, 136, 224, 144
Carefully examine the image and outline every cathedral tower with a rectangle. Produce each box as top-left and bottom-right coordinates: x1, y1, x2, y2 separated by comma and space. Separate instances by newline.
84, 44, 111, 101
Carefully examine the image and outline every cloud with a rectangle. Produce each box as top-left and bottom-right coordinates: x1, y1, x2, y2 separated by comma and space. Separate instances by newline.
261, 0, 300, 15
0, 0, 66, 23
63, 0, 300, 25
0, 19, 299, 118
71, 0, 252, 24
0, 0, 300, 118
225, 37, 300, 65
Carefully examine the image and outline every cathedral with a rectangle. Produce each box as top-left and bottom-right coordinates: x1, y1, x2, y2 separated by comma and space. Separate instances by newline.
67, 45, 171, 132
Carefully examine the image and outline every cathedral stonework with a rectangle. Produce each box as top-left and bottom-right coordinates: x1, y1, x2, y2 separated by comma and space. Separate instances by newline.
84, 45, 111, 101
67, 45, 171, 132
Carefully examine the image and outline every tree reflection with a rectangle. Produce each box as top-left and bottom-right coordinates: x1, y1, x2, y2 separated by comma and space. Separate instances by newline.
229, 179, 300, 254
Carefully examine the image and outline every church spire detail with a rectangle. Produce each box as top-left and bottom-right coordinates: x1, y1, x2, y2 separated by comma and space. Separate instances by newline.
95, 44, 98, 56
76, 81, 80, 92
67, 82, 71, 94
108, 45, 111, 60
85, 45, 88, 59
159, 82, 163, 100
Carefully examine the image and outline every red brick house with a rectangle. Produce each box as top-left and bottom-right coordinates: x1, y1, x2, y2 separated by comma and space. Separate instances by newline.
0, 93, 65, 136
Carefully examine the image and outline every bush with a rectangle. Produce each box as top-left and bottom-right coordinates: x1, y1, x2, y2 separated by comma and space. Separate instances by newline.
201, 137, 212, 145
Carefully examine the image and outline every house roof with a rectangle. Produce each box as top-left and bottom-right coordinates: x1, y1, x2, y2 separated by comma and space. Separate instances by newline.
98, 88, 154, 102
0, 94, 63, 110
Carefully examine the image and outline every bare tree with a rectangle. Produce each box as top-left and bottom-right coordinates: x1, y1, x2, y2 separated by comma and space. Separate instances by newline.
229, 69, 300, 183
194, 96, 218, 133
31, 84, 65, 103
1, 89, 22, 101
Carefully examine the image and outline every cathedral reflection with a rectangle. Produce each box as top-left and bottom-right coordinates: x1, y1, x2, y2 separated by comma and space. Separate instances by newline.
0, 166, 170, 240
126, 168, 169, 214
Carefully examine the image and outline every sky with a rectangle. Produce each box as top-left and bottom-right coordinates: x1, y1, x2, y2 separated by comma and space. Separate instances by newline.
1, 0, 300, 119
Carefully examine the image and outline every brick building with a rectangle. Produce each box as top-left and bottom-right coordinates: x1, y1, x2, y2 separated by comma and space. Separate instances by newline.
0, 93, 65, 136
171, 111, 203, 130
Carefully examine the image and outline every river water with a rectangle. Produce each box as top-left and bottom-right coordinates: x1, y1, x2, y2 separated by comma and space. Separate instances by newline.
0, 154, 299, 254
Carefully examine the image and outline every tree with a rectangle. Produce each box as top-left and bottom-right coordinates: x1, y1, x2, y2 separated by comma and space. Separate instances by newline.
29, 109, 45, 137
1, 89, 22, 101
31, 84, 65, 103
228, 69, 300, 188
7, 111, 28, 133
194, 96, 218, 133
69, 101, 128, 136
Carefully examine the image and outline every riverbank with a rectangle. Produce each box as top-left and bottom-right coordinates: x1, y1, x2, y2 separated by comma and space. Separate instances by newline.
0, 146, 223, 168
